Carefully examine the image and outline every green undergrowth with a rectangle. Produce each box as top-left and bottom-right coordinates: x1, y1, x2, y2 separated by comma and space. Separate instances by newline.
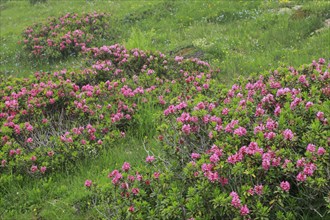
1, 0, 329, 81
1, 137, 159, 219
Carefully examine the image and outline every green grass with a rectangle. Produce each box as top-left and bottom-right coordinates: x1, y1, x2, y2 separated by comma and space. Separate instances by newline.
1, 137, 158, 219
1, 0, 330, 219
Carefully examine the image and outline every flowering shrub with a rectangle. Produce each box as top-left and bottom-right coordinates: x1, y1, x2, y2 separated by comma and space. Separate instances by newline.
0, 44, 213, 179
84, 59, 329, 219
21, 12, 111, 60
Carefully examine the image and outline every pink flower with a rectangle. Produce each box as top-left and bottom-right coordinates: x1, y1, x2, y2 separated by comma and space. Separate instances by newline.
40, 166, 47, 174
9, 150, 16, 157
1, 159, 7, 167
240, 205, 250, 216
231, 196, 241, 208
233, 127, 247, 136
316, 111, 324, 120
48, 151, 54, 157
31, 156, 37, 161
283, 129, 294, 141
191, 153, 201, 160
31, 165, 38, 173
280, 181, 290, 192
146, 155, 155, 163
85, 179, 92, 187
26, 137, 33, 143
254, 184, 263, 195
210, 154, 220, 163
122, 162, 131, 172
16, 148, 21, 155
306, 144, 316, 153
128, 206, 134, 213
182, 124, 191, 135
296, 172, 306, 182
131, 188, 140, 195
153, 172, 160, 179
317, 147, 326, 155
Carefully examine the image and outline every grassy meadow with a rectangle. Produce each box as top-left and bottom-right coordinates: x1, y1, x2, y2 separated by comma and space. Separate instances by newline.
0, 0, 330, 219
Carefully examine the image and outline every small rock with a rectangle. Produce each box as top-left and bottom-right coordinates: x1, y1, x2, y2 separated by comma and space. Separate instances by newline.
293, 5, 302, 11
278, 8, 292, 15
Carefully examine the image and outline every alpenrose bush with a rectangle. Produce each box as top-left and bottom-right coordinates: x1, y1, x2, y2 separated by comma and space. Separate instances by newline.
85, 59, 329, 219
21, 12, 111, 60
0, 44, 213, 179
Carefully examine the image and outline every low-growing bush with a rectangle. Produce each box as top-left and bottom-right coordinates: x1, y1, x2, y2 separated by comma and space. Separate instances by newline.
0, 44, 212, 181
84, 59, 329, 219
21, 12, 111, 60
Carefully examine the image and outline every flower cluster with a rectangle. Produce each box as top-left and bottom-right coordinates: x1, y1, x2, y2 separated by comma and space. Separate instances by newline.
83, 58, 329, 219
21, 12, 110, 60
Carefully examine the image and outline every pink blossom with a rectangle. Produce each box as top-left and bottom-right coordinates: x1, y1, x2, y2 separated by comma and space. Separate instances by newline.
230, 192, 241, 208
306, 144, 316, 153
317, 147, 326, 155
207, 171, 219, 182
283, 129, 294, 141
31, 165, 38, 173
85, 179, 92, 187
240, 205, 250, 216
31, 156, 37, 161
233, 127, 247, 136
316, 111, 324, 120
191, 153, 201, 160
1, 159, 7, 167
280, 181, 290, 192
122, 162, 131, 172
16, 148, 21, 155
182, 124, 191, 135
40, 166, 47, 174
26, 137, 33, 143
128, 206, 134, 213
210, 154, 220, 163
296, 172, 307, 182
153, 172, 160, 179
254, 184, 263, 195
222, 108, 229, 115
146, 155, 155, 163
305, 102, 313, 109
131, 188, 140, 195
48, 151, 54, 157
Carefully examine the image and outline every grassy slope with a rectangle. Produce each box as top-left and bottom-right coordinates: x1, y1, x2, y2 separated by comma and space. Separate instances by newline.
0, 0, 330, 219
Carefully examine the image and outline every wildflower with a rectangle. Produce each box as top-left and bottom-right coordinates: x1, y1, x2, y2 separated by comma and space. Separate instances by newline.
122, 162, 131, 172
280, 181, 290, 192
296, 172, 306, 182
254, 184, 263, 195
283, 129, 294, 141
306, 144, 316, 153
85, 179, 92, 187
182, 124, 191, 135
31, 156, 37, 161
153, 172, 160, 179
146, 155, 155, 163
210, 153, 220, 163
40, 166, 47, 174
1, 160, 7, 167
191, 153, 200, 160
240, 205, 250, 216
31, 165, 38, 173
131, 188, 140, 195
317, 147, 326, 155
128, 206, 134, 213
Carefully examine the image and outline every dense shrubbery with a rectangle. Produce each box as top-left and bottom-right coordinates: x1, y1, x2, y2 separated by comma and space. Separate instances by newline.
21, 12, 111, 60
2, 11, 330, 219
0, 44, 211, 179
83, 58, 329, 219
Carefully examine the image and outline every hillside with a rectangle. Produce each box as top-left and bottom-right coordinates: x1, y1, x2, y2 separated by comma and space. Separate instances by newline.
0, 1, 329, 219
